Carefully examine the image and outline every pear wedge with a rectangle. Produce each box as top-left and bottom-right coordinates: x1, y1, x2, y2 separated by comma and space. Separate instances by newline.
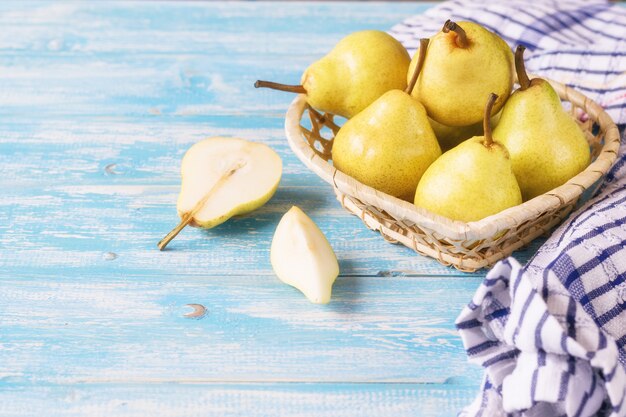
158, 137, 282, 250
271, 206, 339, 304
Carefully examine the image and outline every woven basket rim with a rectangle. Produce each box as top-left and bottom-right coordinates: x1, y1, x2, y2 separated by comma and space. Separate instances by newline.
284, 78, 621, 242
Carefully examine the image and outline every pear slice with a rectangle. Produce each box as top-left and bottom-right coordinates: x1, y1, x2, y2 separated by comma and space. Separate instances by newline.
158, 137, 282, 250
270, 206, 339, 304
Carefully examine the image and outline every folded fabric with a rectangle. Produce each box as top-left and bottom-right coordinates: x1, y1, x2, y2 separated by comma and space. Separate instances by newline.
390, 1, 626, 415
456, 135, 626, 417
390, 0, 626, 124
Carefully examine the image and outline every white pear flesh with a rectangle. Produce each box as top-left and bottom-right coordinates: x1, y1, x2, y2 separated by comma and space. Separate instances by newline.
271, 206, 339, 304
177, 137, 282, 228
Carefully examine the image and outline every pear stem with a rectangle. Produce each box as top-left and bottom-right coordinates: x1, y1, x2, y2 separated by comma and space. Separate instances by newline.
406, 38, 430, 96
254, 80, 306, 94
442, 20, 468, 48
157, 160, 247, 251
157, 212, 195, 252
515, 45, 531, 90
483, 93, 498, 147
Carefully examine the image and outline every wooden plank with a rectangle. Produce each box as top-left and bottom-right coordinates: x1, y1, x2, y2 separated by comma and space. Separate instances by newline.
0, 2, 491, 415
1, 273, 483, 384
0, 383, 477, 417
0, 2, 429, 119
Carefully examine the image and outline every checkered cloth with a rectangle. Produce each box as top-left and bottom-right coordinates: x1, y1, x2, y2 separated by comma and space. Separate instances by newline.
390, 1, 626, 416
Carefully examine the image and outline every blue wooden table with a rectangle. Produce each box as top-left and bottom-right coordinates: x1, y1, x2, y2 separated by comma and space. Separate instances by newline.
0, 2, 545, 415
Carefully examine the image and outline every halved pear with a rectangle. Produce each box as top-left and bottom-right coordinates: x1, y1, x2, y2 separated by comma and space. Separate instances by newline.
158, 137, 282, 250
270, 206, 339, 304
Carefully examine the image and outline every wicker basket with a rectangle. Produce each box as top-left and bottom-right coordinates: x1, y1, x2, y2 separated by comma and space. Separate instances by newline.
284, 79, 621, 272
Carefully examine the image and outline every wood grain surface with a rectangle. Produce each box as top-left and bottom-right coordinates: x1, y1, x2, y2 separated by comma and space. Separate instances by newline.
0, 2, 544, 416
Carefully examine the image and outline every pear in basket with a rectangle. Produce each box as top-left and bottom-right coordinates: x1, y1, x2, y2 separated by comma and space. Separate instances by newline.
408, 20, 514, 127
255, 30, 410, 119
494, 46, 591, 201
414, 93, 522, 222
331, 39, 441, 202
428, 112, 501, 152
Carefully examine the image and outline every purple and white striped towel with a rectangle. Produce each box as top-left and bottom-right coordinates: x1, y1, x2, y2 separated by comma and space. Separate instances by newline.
391, 1, 626, 415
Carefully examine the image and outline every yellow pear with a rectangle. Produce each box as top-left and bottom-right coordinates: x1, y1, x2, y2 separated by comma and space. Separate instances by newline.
429, 112, 501, 152
256, 30, 410, 118
158, 137, 282, 250
494, 46, 591, 200
408, 20, 514, 126
414, 94, 522, 222
332, 39, 441, 201
271, 206, 339, 304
